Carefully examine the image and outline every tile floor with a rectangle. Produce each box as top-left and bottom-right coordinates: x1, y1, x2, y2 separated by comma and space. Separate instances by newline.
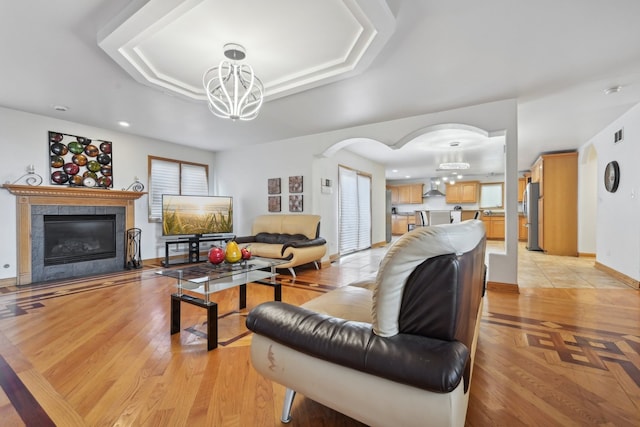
337, 239, 632, 289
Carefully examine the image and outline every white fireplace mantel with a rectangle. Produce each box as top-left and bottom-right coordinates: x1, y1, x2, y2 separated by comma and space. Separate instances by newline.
3, 184, 146, 285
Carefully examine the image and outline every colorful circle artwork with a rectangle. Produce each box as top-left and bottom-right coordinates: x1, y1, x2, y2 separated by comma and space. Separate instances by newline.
48, 131, 114, 188
72, 154, 88, 166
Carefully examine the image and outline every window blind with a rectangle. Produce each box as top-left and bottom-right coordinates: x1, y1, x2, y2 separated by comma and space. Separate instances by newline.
339, 166, 371, 254
148, 157, 209, 221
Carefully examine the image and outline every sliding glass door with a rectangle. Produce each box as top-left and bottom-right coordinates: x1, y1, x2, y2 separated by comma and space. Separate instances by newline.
339, 166, 371, 254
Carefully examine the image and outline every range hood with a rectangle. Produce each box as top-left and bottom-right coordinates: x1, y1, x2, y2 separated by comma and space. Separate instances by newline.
423, 182, 445, 197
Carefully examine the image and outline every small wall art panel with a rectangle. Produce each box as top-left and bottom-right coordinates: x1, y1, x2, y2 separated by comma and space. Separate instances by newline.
49, 131, 113, 188
289, 195, 303, 212
268, 177, 281, 194
289, 175, 303, 193
268, 196, 281, 212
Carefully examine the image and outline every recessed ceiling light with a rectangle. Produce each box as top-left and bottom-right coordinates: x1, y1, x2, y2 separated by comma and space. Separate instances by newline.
52, 105, 69, 112
392, 169, 398, 173
604, 86, 622, 95
118, 121, 131, 127
405, 175, 411, 179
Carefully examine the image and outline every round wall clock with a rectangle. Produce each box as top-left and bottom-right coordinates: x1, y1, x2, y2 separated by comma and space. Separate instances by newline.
604, 161, 620, 193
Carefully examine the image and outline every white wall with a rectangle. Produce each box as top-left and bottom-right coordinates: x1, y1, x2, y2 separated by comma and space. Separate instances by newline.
577, 144, 597, 254
585, 102, 640, 281
0, 106, 216, 280
214, 135, 387, 258
217, 99, 519, 286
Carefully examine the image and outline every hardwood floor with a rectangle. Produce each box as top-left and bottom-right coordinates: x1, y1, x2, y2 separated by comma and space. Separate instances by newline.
0, 244, 638, 426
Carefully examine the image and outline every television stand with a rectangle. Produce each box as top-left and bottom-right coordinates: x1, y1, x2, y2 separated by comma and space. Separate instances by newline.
163, 235, 235, 267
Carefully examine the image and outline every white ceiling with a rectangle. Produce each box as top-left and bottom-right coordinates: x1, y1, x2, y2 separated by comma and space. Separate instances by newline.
2, 0, 640, 181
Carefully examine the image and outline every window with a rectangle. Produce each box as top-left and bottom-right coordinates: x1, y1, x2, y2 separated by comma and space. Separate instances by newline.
148, 156, 209, 221
479, 182, 504, 209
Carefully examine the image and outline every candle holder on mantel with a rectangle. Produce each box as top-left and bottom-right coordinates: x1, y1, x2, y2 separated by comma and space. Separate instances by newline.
11, 165, 43, 186
122, 177, 145, 192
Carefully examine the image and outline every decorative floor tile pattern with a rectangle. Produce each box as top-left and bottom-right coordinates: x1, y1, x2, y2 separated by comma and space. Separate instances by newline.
486, 312, 640, 388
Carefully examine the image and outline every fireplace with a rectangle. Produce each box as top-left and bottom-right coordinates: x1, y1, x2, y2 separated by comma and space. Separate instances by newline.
3, 184, 145, 285
31, 206, 126, 283
43, 214, 117, 266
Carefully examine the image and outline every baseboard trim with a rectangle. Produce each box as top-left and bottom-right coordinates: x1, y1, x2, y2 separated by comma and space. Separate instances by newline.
578, 252, 596, 258
487, 281, 520, 293
0, 277, 17, 288
371, 240, 387, 249
594, 262, 640, 289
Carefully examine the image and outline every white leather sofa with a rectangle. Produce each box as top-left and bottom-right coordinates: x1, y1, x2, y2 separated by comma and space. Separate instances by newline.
246, 220, 486, 427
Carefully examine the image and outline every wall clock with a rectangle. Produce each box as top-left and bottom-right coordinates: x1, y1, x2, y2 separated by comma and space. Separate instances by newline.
604, 161, 620, 193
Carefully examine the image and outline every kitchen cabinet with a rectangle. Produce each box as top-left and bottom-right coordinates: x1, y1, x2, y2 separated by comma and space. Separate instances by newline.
518, 215, 527, 241
389, 186, 399, 204
490, 217, 505, 239
531, 157, 542, 189
391, 214, 416, 235
517, 178, 526, 202
445, 181, 479, 204
532, 152, 577, 256
388, 183, 423, 204
480, 214, 504, 240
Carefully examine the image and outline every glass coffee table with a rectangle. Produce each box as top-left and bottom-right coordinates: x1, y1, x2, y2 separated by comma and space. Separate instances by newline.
157, 257, 286, 350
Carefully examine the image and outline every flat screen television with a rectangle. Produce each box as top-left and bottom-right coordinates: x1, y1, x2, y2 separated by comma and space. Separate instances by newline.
162, 194, 233, 237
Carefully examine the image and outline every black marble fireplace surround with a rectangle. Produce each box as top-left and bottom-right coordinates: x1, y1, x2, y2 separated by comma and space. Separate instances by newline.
31, 205, 126, 283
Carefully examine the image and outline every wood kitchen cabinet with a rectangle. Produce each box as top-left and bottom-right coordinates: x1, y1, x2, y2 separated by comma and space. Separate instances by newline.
388, 183, 423, 204
445, 181, 479, 204
532, 152, 577, 256
517, 178, 526, 202
480, 214, 504, 240
391, 214, 415, 235
389, 186, 399, 204
518, 215, 527, 241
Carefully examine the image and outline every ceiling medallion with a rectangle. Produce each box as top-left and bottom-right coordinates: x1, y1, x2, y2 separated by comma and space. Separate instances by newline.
202, 43, 264, 121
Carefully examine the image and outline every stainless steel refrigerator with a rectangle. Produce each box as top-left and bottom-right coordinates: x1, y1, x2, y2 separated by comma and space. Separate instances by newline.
523, 182, 541, 251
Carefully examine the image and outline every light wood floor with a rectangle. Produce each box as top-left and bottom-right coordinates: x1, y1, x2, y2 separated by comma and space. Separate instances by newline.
0, 244, 638, 426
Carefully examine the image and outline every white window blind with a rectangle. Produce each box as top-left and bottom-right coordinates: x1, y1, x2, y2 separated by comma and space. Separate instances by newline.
339, 166, 371, 254
148, 157, 209, 220
339, 167, 358, 254
181, 163, 209, 194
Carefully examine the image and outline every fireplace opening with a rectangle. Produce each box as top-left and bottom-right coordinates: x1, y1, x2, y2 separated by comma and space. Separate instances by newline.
43, 215, 117, 266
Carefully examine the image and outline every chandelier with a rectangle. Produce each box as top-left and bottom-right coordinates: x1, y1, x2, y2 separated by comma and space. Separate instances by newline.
438, 162, 470, 170
202, 43, 264, 121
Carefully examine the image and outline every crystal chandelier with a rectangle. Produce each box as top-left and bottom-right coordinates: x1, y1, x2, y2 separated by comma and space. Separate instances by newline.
202, 43, 264, 121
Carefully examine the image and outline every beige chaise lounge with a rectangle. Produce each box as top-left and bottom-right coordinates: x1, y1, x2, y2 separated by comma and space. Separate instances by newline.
246, 220, 486, 426
235, 214, 327, 277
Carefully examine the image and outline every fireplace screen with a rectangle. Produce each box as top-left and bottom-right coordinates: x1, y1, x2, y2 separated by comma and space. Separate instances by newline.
43, 215, 117, 265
